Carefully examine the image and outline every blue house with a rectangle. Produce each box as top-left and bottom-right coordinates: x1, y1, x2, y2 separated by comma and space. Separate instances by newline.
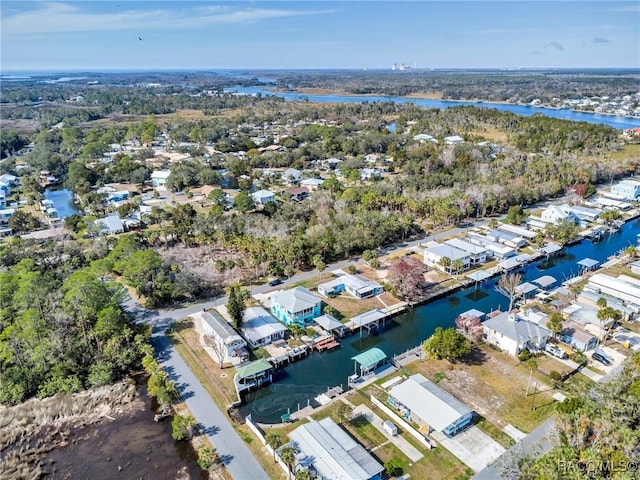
560, 323, 598, 352
317, 274, 383, 299
270, 286, 322, 326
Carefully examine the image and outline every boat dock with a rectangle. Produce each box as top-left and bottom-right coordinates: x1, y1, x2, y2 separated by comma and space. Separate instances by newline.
312, 335, 340, 352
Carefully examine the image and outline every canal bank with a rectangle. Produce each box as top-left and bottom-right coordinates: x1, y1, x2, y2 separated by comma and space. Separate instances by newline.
239, 219, 640, 424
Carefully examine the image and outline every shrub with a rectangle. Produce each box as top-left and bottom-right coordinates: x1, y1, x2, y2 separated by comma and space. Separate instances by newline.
517, 349, 533, 362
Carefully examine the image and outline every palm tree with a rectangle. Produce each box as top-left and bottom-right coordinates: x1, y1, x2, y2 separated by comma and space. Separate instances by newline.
547, 312, 564, 339
294, 468, 311, 480
279, 444, 296, 480
451, 259, 465, 279
438, 256, 452, 273
265, 431, 283, 464
596, 306, 621, 343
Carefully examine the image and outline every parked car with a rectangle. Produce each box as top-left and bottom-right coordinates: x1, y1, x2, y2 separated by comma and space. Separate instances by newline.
268, 278, 283, 286
591, 351, 612, 366
545, 343, 568, 359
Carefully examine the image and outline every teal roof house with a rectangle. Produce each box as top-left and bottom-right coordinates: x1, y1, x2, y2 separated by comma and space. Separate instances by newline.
270, 286, 322, 326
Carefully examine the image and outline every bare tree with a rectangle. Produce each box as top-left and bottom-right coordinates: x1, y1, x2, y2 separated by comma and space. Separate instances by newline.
205, 334, 226, 369
496, 272, 523, 311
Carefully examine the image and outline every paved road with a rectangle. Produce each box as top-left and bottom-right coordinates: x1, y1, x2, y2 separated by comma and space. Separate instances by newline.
124, 299, 270, 480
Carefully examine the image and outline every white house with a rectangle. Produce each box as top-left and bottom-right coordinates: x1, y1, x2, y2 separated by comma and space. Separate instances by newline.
287, 417, 384, 480
194, 311, 248, 363
93, 214, 124, 235
413, 133, 438, 143
444, 238, 488, 265
424, 243, 471, 272
251, 189, 276, 205
240, 306, 288, 349
282, 168, 302, 185
301, 178, 324, 190
0, 190, 6, 209
540, 205, 579, 225
482, 311, 551, 356
151, 170, 171, 188
444, 135, 464, 145
611, 179, 640, 201
360, 168, 381, 181
388, 374, 474, 436
317, 273, 383, 299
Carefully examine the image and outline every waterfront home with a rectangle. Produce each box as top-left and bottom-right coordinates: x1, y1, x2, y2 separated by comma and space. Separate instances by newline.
586, 273, 640, 306
195, 311, 248, 362
240, 307, 288, 349
93, 214, 124, 235
610, 179, 640, 201
387, 373, 473, 437
444, 238, 488, 266
251, 189, 276, 205
282, 168, 301, 185
466, 234, 516, 259
317, 273, 383, 299
423, 243, 471, 273
482, 311, 551, 356
540, 205, 579, 225
287, 417, 384, 480
151, 170, 171, 188
496, 223, 537, 240
270, 286, 322, 327
485, 229, 528, 248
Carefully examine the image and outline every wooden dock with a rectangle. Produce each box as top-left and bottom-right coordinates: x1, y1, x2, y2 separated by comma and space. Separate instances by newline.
312, 335, 340, 351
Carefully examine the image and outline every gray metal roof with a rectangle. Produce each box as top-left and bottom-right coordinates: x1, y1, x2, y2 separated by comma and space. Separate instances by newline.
388, 374, 472, 432
288, 417, 383, 480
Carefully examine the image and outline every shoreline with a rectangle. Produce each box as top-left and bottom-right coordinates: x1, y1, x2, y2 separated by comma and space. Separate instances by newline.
260, 86, 640, 120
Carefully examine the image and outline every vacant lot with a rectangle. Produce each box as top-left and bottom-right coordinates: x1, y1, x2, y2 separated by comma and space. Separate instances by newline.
408, 345, 557, 433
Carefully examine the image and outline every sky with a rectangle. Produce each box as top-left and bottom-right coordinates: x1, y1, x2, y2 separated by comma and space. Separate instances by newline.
1, 1, 639, 71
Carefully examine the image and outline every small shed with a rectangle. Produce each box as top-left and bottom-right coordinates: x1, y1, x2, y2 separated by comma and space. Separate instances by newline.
383, 420, 398, 436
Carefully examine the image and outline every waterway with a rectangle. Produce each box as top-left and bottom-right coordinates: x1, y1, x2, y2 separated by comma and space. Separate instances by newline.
240, 220, 640, 423
43, 187, 81, 219
226, 86, 640, 130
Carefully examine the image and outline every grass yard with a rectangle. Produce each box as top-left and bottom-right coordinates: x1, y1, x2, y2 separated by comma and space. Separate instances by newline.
408, 344, 557, 433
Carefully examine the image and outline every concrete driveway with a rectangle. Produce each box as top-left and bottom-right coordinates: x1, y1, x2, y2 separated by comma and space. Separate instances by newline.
432, 426, 505, 472
612, 327, 640, 351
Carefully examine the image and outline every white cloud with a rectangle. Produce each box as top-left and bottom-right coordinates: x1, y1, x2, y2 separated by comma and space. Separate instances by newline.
2, 2, 334, 35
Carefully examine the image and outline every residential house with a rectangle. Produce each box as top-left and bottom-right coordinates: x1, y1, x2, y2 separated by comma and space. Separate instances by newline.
282, 168, 302, 185
287, 417, 384, 480
360, 168, 381, 181
271, 286, 322, 326
444, 238, 488, 265
251, 189, 276, 205
288, 187, 310, 202
0, 208, 16, 225
0, 190, 6, 209
586, 273, 640, 306
317, 273, 383, 299
482, 311, 551, 356
444, 135, 464, 145
151, 170, 171, 188
610, 179, 640, 201
540, 205, 579, 225
559, 322, 598, 352
240, 307, 288, 349
93, 214, 124, 235
413, 133, 438, 143
387, 373, 474, 436
423, 243, 471, 273
301, 178, 324, 190
195, 311, 248, 362
466, 234, 516, 259
496, 223, 538, 240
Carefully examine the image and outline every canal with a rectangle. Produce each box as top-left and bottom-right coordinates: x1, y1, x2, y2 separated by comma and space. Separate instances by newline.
43, 187, 81, 219
240, 219, 640, 423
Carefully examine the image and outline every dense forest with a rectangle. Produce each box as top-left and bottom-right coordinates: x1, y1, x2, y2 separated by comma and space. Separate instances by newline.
0, 234, 201, 405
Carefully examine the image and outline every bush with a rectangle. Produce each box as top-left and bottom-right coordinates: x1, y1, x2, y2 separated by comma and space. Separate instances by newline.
570, 351, 587, 364
517, 349, 533, 362
171, 414, 196, 440
197, 446, 220, 470
548, 370, 563, 388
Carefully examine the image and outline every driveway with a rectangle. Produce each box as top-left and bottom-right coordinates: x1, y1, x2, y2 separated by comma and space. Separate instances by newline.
612, 327, 640, 351
432, 427, 505, 472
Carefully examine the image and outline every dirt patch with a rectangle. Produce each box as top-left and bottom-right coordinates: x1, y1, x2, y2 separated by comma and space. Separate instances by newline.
0, 118, 40, 135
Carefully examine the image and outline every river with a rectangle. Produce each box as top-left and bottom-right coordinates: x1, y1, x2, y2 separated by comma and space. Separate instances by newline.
240, 220, 640, 423
226, 86, 640, 130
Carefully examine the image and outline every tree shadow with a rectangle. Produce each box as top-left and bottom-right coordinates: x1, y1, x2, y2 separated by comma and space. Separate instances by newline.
170, 320, 194, 334
460, 347, 489, 366
200, 424, 221, 437
219, 454, 234, 465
